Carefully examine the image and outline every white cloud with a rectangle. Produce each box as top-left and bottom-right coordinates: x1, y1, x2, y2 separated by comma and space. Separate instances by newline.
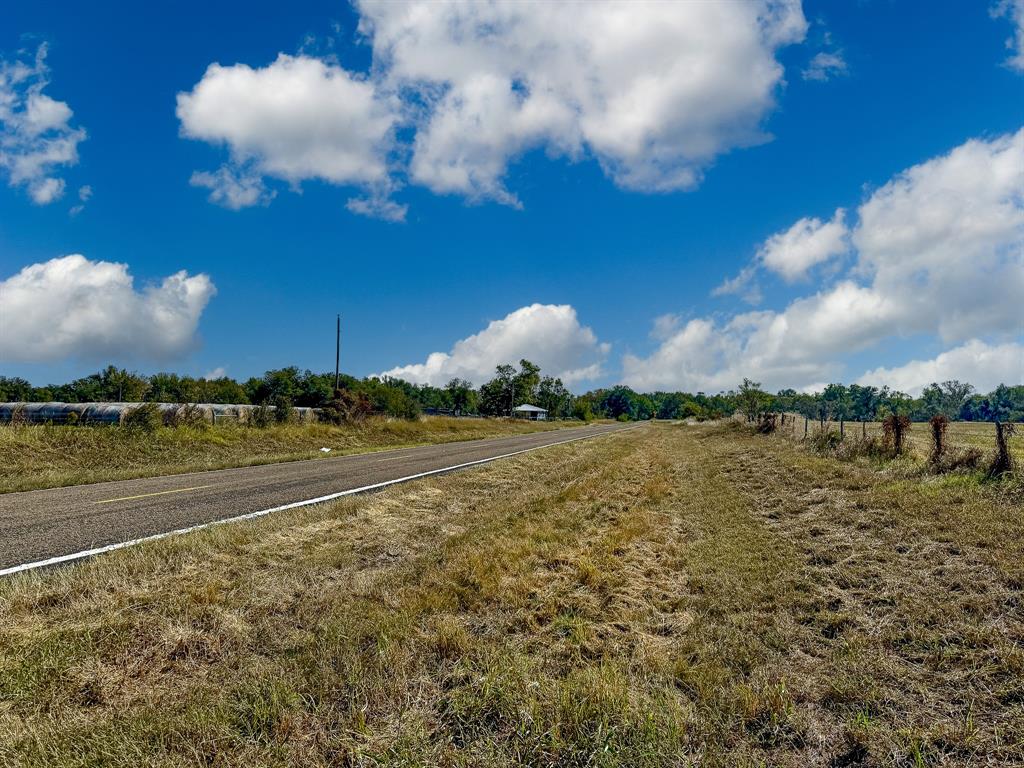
802, 51, 847, 81
713, 208, 847, 302
180, 2, 807, 213
626, 128, 1024, 392
345, 194, 408, 222
177, 54, 398, 208
0, 255, 216, 363
377, 303, 609, 388
69, 183, 92, 215
358, 0, 806, 202
758, 208, 849, 281
203, 366, 227, 380
858, 340, 1024, 395
190, 165, 275, 210
993, 0, 1024, 71
712, 265, 763, 305
0, 44, 86, 204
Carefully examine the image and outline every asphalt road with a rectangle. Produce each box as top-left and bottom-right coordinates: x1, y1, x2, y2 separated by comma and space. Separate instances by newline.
0, 422, 635, 573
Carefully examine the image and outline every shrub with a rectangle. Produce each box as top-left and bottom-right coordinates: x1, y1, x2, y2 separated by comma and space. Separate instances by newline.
935, 446, 984, 474
929, 414, 948, 466
250, 404, 273, 428
271, 394, 293, 424
122, 402, 163, 433
881, 413, 911, 456
319, 389, 373, 424
166, 403, 209, 429
616, 413, 630, 422
809, 429, 842, 454
988, 421, 1016, 478
756, 413, 778, 434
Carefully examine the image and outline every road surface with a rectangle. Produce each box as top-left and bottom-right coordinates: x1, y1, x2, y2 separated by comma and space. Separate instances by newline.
0, 422, 635, 574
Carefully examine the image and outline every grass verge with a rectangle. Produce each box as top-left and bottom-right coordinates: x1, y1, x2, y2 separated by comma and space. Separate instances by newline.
0, 416, 579, 493
1, 423, 1022, 765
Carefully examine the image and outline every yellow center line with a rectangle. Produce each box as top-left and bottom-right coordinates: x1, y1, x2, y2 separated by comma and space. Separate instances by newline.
93, 485, 213, 505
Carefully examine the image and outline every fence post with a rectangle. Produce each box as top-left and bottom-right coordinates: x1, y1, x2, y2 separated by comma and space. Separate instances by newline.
804, 417, 808, 438
840, 419, 844, 438
862, 420, 866, 439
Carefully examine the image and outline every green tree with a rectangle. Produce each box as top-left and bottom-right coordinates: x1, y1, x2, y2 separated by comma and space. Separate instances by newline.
537, 376, 574, 418
736, 378, 771, 422
513, 359, 541, 407
478, 364, 517, 416
445, 378, 477, 414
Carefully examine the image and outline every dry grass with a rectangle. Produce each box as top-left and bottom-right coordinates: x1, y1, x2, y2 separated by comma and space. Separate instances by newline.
0, 416, 576, 493
1, 423, 1022, 766
781, 417, 1024, 457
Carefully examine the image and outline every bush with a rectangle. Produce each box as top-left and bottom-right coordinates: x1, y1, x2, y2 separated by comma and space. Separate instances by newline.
250, 404, 273, 428
166, 403, 209, 429
572, 399, 594, 422
881, 413, 911, 456
616, 413, 630, 422
988, 421, 1016, 478
320, 389, 373, 424
934, 446, 984, 474
122, 402, 163, 433
756, 413, 778, 434
809, 429, 842, 453
271, 395, 293, 424
929, 414, 948, 466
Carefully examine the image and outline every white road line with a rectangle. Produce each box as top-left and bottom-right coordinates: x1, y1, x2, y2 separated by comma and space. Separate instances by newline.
0, 425, 638, 578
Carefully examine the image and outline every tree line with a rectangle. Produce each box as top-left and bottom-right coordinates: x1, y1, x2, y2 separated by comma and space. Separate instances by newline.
1, 365, 1020, 423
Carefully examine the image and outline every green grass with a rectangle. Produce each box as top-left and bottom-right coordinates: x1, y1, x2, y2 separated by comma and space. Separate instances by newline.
1, 423, 1022, 765
0, 415, 581, 493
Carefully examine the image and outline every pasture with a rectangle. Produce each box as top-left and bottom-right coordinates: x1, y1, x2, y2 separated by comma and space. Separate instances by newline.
1, 422, 1021, 766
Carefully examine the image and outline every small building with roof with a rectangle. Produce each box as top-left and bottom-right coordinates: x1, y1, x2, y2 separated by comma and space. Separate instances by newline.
512, 403, 548, 421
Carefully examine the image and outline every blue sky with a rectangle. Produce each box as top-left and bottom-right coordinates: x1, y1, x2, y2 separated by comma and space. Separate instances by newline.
1, 1, 1022, 394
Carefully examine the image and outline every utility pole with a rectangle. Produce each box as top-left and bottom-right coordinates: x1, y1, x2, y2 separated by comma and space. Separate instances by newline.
334, 314, 341, 392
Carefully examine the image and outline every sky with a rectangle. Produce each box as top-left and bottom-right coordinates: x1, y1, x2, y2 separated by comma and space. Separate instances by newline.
1, 0, 1022, 396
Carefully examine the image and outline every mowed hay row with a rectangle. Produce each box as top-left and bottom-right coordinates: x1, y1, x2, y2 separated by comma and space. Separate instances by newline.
0, 416, 575, 493
2, 423, 1023, 766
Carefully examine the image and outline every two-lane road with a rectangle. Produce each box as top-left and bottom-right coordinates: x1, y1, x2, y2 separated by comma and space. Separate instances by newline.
0, 422, 636, 574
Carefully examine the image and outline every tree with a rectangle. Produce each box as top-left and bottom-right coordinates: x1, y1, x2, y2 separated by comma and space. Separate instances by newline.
536, 376, 572, 418
478, 364, 517, 416
445, 378, 477, 414
0, 376, 33, 402
736, 378, 771, 422
848, 384, 880, 422
513, 359, 541, 407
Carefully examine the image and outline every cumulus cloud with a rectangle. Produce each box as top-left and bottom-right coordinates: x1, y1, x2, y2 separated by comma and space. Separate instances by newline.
993, 0, 1024, 71
359, 0, 806, 202
0, 255, 216, 363
802, 51, 847, 81
759, 208, 849, 281
858, 340, 1024, 395
203, 366, 227, 380
180, 2, 806, 212
177, 54, 398, 208
345, 194, 408, 222
0, 44, 86, 204
714, 208, 848, 302
190, 165, 275, 210
626, 128, 1024, 392
377, 304, 609, 388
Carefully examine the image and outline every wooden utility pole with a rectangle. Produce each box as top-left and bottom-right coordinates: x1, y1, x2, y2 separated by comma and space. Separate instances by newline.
334, 314, 341, 392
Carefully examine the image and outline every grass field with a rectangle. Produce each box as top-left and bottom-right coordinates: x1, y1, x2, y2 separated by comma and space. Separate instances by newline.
2, 422, 1021, 766
0, 416, 577, 494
